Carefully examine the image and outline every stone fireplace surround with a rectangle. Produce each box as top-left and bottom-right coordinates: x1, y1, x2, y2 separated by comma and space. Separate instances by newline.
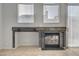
12, 27, 66, 50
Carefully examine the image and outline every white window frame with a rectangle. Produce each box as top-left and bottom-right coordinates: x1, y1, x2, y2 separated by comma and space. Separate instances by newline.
17, 4, 34, 23
43, 3, 60, 23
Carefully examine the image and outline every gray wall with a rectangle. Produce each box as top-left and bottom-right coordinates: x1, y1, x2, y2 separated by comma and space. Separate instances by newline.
18, 32, 39, 46
0, 4, 2, 49
2, 3, 67, 48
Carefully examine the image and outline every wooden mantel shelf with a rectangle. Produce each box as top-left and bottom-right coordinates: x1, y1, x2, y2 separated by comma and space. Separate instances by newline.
12, 27, 66, 32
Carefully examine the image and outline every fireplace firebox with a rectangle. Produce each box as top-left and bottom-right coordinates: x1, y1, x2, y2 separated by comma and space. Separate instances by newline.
45, 33, 60, 48
41, 32, 66, 50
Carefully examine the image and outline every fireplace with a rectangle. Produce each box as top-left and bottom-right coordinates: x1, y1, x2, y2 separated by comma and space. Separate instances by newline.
45, 32, 60, 48
12, 27, 66, 50
41, 31, 66, 50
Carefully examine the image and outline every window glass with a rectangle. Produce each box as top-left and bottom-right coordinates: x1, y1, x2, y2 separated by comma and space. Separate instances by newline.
68, 5, 79, 44
43, 4, 59, 23
18, 4, 34, 23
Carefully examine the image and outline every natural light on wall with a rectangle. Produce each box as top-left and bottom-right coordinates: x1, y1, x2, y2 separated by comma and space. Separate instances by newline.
43, 4, 59, 23
18, 4, 34, 23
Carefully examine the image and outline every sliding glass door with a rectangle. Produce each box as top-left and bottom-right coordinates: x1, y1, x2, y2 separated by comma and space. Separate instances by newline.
68, 4, 79, 47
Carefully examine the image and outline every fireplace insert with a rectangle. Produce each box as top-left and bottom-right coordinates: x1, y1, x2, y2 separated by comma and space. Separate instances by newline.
41, 32, 65, 50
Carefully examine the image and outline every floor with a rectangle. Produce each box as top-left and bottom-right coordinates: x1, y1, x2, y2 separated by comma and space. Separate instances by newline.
0, 46, 79, 56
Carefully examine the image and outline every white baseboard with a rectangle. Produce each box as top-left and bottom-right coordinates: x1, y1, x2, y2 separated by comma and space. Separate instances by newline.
18, 45, 39, 47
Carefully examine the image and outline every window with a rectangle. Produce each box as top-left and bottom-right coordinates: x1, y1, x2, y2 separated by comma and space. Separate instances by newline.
18, 4, 34, 23
43, 4, 59, 23
68, 4, 79, 45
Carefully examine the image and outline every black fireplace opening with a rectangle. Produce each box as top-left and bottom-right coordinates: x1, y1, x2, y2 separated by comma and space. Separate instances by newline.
41, 32, 65, 50
44, 33, 60, 49
44, 33, 60, 48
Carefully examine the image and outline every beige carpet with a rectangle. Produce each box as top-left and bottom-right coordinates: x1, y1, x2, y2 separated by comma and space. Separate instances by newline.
0, 46, 79, 56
